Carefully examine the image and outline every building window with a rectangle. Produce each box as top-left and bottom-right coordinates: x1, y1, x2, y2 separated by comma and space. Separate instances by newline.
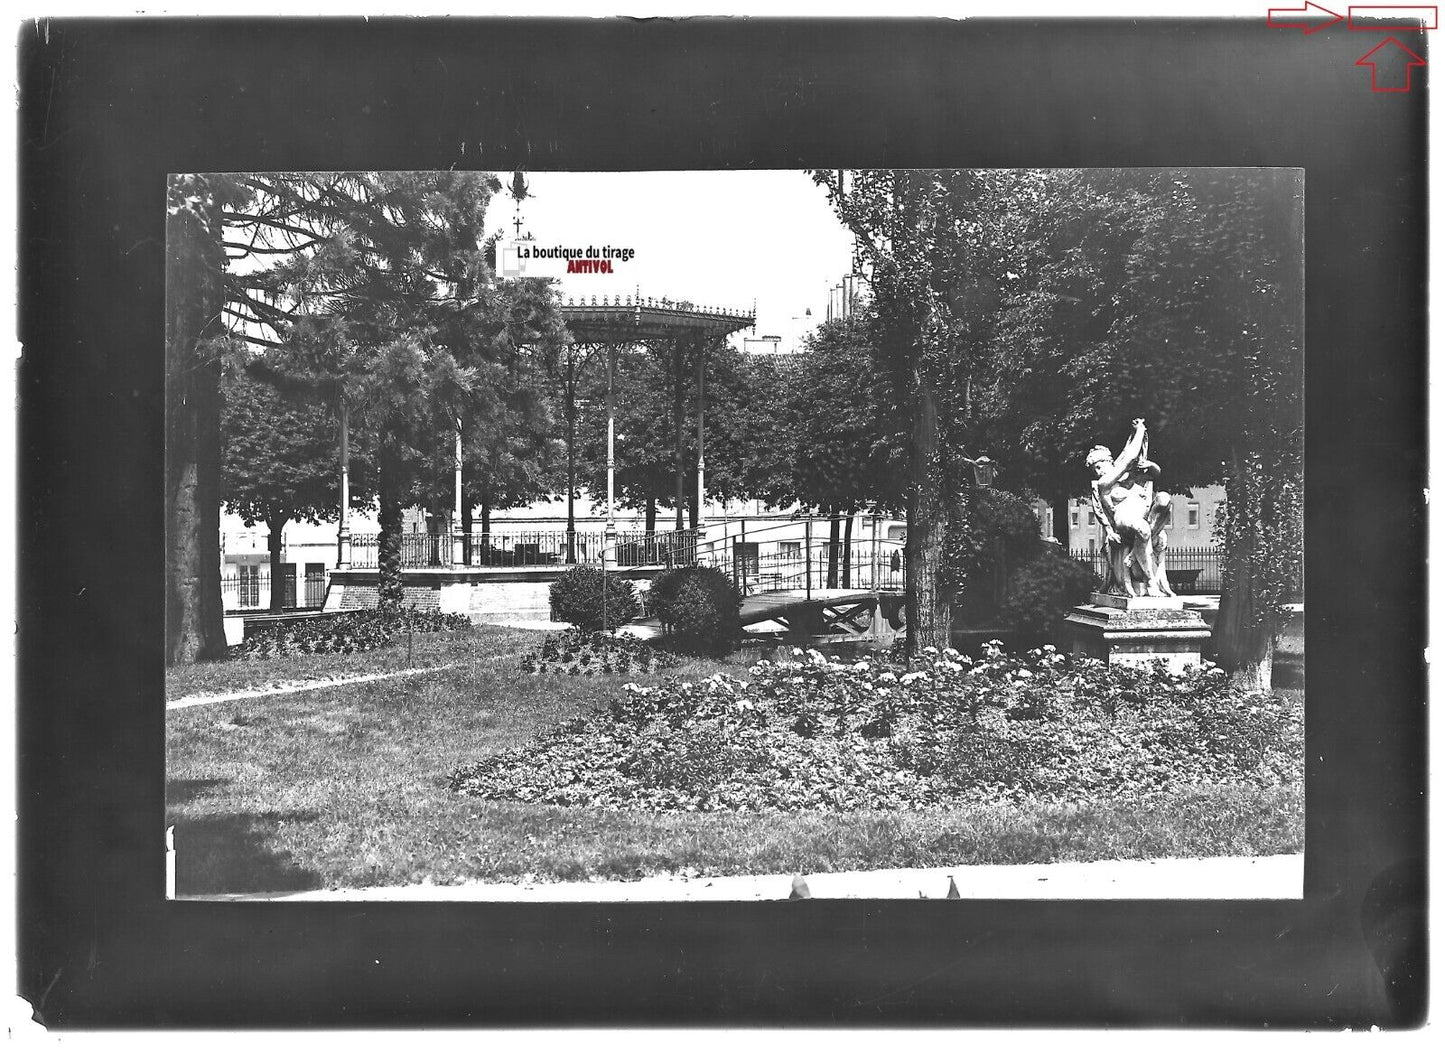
305, 563, 327, 607
733, 541, 760, 576
1087, 510, 1096, 526
239, 564, 260, 607
1187, 502, 1200, 529
1071, 509, 1080, 528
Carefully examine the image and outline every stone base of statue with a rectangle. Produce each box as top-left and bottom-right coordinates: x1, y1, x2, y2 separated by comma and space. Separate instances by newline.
1061, 592, 1212, 674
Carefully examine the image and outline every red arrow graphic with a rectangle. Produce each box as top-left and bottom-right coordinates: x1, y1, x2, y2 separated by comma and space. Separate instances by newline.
1269, 1, 1347, 32
1349, 6, 1439, 31
1355, 35, 1428, 89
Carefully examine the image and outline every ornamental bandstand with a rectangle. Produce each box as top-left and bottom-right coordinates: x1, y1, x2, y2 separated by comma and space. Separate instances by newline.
322, 294, 756, 622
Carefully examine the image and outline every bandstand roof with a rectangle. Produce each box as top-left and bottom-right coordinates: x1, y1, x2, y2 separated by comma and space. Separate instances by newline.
560, 295, 755, 345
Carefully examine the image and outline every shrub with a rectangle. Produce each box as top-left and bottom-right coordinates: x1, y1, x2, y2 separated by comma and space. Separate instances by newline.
647, 566, 743, 656
519, 629, 682, 677
945, 488, 1049, 628
231, 608, 471, 659
997, 544, 1100, 634
549, 565, 640, 631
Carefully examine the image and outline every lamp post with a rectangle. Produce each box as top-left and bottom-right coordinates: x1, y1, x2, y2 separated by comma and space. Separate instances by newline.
962, 454, 1002, 607
966, 454, 997, 489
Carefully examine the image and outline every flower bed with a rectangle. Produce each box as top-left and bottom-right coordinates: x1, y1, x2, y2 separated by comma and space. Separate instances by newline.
519, 629, 683, 677
451, 644, 1302, 812
232, 609, 472, 659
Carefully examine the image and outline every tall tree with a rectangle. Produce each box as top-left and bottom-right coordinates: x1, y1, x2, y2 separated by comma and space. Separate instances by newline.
974, 169, 1303, 685
576, 339, 801, 536
219, 173, 565, 609
815, 170, 992, 653
786, 313, 903, 586
551, 341, 603, 560
413, 351, 563, 557
220, 370, 374, 610
165, 174, 247, 664
577, 346, 682, 532
705, 350, 799, 511
1171, 170, 1303, 687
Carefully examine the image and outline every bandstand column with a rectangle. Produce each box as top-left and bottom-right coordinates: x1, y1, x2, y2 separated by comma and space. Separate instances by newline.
337, 400, 352, 570
451, 419, 464, 568
604, 344, 617, 573
695, 334, 706, 538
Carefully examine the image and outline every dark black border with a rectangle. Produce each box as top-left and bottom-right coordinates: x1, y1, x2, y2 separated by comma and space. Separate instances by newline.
17, 17, 1427, 1026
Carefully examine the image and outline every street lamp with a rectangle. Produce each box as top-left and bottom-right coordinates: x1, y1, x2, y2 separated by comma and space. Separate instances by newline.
964, 454, 997, 488
962, 454, 1002, 607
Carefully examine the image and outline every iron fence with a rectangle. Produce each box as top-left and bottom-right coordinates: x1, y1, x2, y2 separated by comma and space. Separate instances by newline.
347, 529, 699, 569
695, 532, 906, 597
1068, 545, 1223, 594
221, 570, 327, 611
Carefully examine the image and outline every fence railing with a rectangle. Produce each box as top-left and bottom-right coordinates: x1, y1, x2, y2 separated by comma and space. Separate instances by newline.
690, 518, 907, 597
738, 542, 906, 595
348, 529, 699, 570
221, 571, 327, 612
1068, 545, 1223, 594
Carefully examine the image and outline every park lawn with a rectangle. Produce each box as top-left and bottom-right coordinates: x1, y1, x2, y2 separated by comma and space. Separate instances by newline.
165, 624, 540, 701
166, 644, 1305, 895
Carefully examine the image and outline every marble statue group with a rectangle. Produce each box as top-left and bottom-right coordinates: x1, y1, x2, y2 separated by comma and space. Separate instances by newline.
1086, 418, 1174, 598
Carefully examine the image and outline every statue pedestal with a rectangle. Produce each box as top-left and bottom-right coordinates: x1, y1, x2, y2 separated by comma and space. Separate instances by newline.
1061, 593, 1212, 674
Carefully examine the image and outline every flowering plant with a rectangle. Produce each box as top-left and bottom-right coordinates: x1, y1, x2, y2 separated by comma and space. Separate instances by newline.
451, 643, 1301, 812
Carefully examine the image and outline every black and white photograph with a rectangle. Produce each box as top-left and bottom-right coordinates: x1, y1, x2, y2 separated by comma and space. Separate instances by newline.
163, 167, 1305, 902
18, 12, 1426, 1028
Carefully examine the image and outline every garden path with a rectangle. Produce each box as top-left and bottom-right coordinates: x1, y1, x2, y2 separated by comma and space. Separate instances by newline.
187, 853, 1305, 902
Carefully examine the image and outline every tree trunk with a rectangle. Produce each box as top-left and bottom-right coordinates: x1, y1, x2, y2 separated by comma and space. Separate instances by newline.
266, 513, 288, 613
1214, 452, 1275, 689
673, 341, 687, 532
645, 494, 657, 536
462, 490, 473, 566
826, 507, 841, 589
842, 512, 854, 589
377, 441, 404, 613
165, 178, 227, 664
906, 371, 951, 655
481, 489, 492, 536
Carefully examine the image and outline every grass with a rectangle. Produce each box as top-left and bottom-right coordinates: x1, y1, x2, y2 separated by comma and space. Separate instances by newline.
167, 636, 1305, 895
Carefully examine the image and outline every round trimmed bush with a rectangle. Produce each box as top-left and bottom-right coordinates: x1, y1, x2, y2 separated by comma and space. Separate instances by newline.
549, 565, 640, 631
998, 544, 1101, 634
648, 565, 743, 656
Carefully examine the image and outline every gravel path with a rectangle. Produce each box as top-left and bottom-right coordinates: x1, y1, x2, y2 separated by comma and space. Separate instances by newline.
187, 853, 1305, 902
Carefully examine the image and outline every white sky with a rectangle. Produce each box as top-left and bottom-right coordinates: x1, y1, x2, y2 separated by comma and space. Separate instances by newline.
511, 170, 856, 352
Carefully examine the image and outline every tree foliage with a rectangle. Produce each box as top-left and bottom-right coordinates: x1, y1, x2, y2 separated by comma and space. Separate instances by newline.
813, 168, 1301, 678
218, 172, 568, 609
576, 346, 679, 529
785, 313, 903, 516
967, 169, 1303, 683
220, 368, 374, 610
813, 169, 996, 653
